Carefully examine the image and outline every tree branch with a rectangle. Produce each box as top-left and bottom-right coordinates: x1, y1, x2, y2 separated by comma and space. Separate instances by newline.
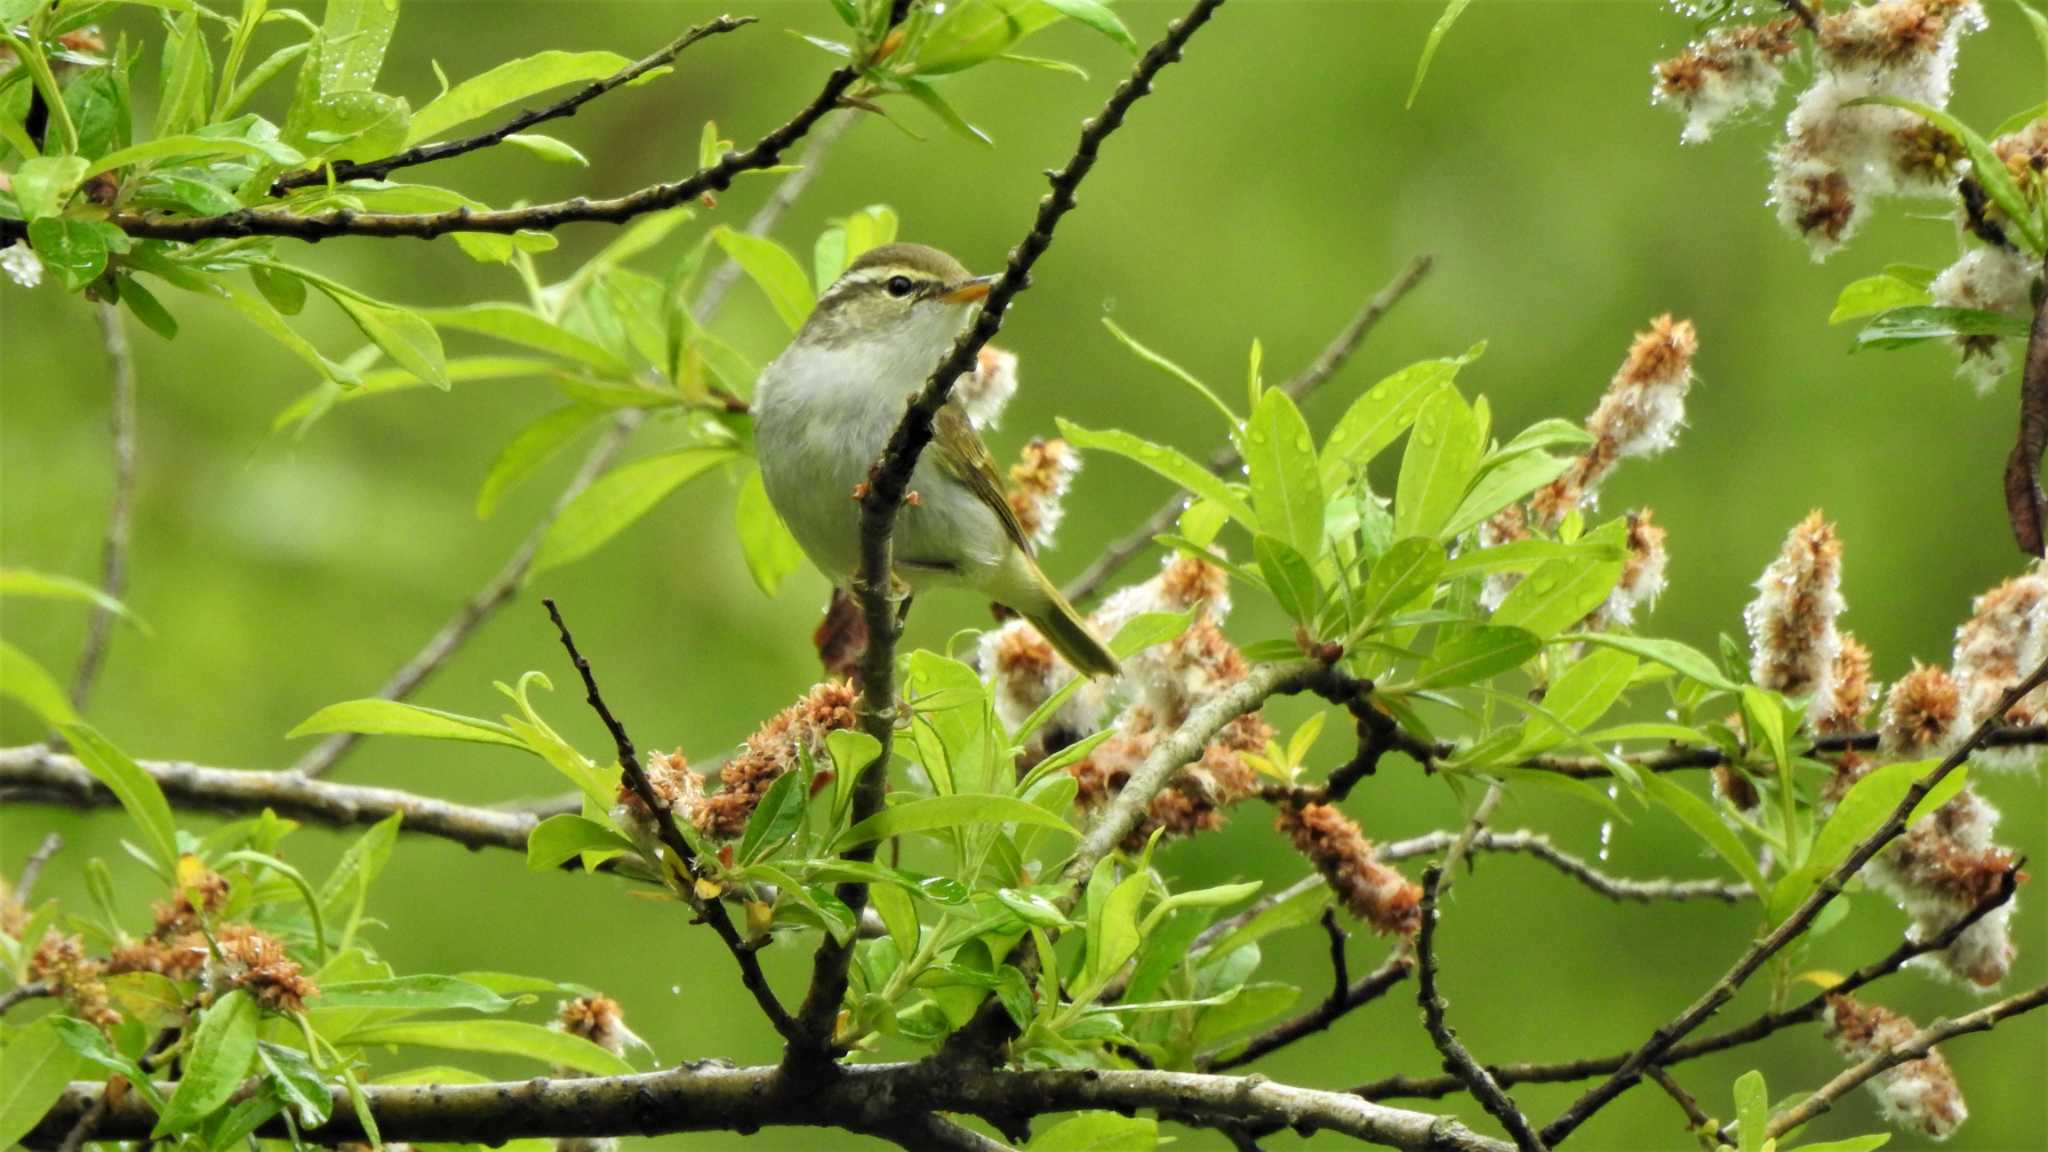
800, 0, 1230, 1065
288, 110, 855, 779
1762, 980, 2048, 1139
542, 599, 801, 1045
24, 1061, 1514, 1152
15, 830, 63, 899
268, 17, 754, 193
1416, 867, 1547, 1152
1542, 652, 2048, 1142
1062, 256, 1433, 604
2005, 246, 2048, 556
69, 303, 138, 713
1200, 951, 1411, 1073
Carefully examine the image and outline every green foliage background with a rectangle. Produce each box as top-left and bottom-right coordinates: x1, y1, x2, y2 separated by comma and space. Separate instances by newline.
4, 1, 2044, 1147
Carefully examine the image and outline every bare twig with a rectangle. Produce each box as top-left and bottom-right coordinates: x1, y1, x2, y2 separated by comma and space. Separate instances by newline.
1416, 867, 1547, 1152
69, 303, 137, 712
26, 1060, 1515, 1152
1062, 256, 1433, 604
1380, 829, 1752, 904
2005, 247, 2048, 556
1763, 980, 2048, 1138
1646, 1067, 1710, 1134
1542, 653, 2048, 1143
1199, 950, 1412, 1073
801, 0, 1230, 1066
269, 17, 754, 192
542, 599, 800, 1044
290, 111, 855, 779
15, 831, 63, 899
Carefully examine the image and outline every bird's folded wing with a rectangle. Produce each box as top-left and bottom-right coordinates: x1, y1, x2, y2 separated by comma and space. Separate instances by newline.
931, 400, 1035, 556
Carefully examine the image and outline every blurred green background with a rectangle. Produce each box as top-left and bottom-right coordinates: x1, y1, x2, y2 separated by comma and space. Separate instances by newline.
4, 1, 2045, 1148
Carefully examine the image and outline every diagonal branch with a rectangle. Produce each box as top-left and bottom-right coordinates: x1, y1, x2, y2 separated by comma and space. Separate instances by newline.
1199, 950, 1411, 1073
69, 303, 138, 712
542, 599, 800, 1044
24, 1061, 1514, 1152
289, 110, 856, 779
2005, 246, 2048, 556
1416, 867, 1547, 1152
268, 17, 753, 193
795, 0, 1231, 1064
1062, 256, 1433, 604
1540, 652, 2048, 1144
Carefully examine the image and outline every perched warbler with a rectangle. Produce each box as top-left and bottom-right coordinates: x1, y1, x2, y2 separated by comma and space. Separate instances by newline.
754, 243, 1120, 678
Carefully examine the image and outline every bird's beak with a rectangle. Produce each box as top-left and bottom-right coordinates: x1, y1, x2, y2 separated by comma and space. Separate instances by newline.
939, 275, 998, 304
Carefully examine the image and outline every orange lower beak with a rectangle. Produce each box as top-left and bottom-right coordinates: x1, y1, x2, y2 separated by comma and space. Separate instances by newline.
940, 275, 997, 304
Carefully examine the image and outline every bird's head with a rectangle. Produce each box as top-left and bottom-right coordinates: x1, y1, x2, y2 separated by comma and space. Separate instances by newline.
796, 243, 997, 357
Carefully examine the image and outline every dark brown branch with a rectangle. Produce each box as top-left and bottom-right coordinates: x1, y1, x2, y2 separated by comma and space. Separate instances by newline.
1200, 951, 1411, 1073
1761, 980, 2048, 1139
1416, 867, 1547, 1152
1062, 256, 1433, 604
69, 304, 137, 712
806, 0, 1229, 1068
1542, 653, 2048, 1144
543, 599, 800, 1044
268, 16, 753, 193
0, 14, 875, 247
1354, 863, 2022, 1102
1645, 1068, 1710, 1134
289, 113, 854, 779
2005, 246, 2048, 556
25, 1061, 1513, 1152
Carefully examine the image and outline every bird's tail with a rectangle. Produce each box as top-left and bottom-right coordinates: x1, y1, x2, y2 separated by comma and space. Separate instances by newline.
1015, 562, 1120, 679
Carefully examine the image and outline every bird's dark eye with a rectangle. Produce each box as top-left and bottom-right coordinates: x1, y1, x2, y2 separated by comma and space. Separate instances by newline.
885, 275, 915, 298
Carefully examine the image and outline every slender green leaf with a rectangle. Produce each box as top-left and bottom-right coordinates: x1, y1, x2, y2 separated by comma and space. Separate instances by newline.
1245, 388, 1324, 558
1442, 451, 1571, 539
836, 794, 1075, 851
1409, 625, 1539, 690
421, 304, 632, 376
1319, 346, 1482, 487
1039, 0, 1137, 51
1857, 304, 2032, 350
340, 1020, 631, 1075
526, 813, 636, 871
1057, 420, 1255, 527
532, 447, 737, 573
1394, 385, 1483, 539
1358, 536, 1445, 627
1101, 318, 1237, 429
288, 700, 526, 749
1490, 520, 1626, 639
1253, 534, 1320, 623
0, 1018, 88, 1150
1830, 274, 1931, 325
1642, 771, 1767, 898
1573, 632, 1740, 692
155, 990, 260, 1136
477, 405, 609, 518
61, 724, 179, 873
0, 639, 80, 728
735, 467, 806, 596
315, 976, 518, 1013
712, 227, 815, 330
407, 51, 629, 143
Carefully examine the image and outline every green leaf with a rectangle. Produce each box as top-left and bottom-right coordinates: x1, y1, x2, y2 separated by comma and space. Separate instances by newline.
1408, 0, 1475, 108
26, 217, 108, 290
1245, 388, 1324, 559
155, 989, 260, 1136
407, 51, 629, 143
915, 0, 1066, 74
532, 447, 737, 573
9, 156, 87, 220
1056, 420, 1255, 528
1494, 417, 1594, 457
1520, 648, 1635, 754
712, 227, 816, 330
1039, 0, 1137, 52
1771, 759, 1967, 923
1734, 1069, 1767, 1152
0, 638, 74, 728
1253, 534, 1320, 624
1442, 451, 1571, 539
120, 275, 180, 340
477, 405, 609, 519
1491, 519, 1626, 639
526, 813, 636, 871
0, 1018, 88, 1150
1109, 609, 1197, 659
156, 11, 213, 138
737, 768, 805, 865
1573, 633, 1740, 693
421, 304, 632, 376
1100, 318, 1238, 429
1830, 274, 1932, 325
1409, 625, 1539, 690
314, 0, 399, 97
1850, 96, 2043, 251
835, 794, 1075, 851
1394, 384, 1483, 540
1642, 771, 1767, 899
501, 132, 588, 165
320, 812, 401, 950
735, 467, 807, 596
308, 284, 449, 389
315, 976, 518, 1013
287, 699, 527, 749
1084, 870, 1151, 989
1358, 536, 1445, 628
340, 1020, 631, 1075
85, 133, 306, 178
61, 724, 179, 874
1857, 304, 2032, 350
899, 75, 993, 145
1320, 347, 1481, 487
1793, 1137, 1891, 1152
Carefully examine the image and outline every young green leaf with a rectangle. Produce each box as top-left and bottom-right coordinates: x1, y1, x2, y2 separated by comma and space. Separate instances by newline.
712, 227, 816, 330
338, 1020, 632, 1075
1040, 0, 1138, 52
287, 700, 527, 749
1408, 625, 1539, 690
1319, 346, 1482, 488
1642, 771, 1767, 898
0, 1018, 89, 1150
526, 813, 637, 871
1573, 633, 1740, 693
1357, 536, 1446, 628
532, 446, 738, 573
0, 639, 80, 728
835, 794, 1076, 851
1734, 1068, 1768, 1152
1830, 273, 1932, 325
1519, 648, 1636, 754
1393, 385, 1483, 540
1408, 0, 1475, 107
420, 304, 632, 376
1253, 534, 1321, 624
1101, 318, 1238, 429
406, 51, 629, 144
1490, 520, 1626, 639
61, 724, 179, 874
502, 132, 588, 165
477, 405, 610, 519
314, 976, 518, 1013
1441, 450, 1571, 539
155, 990, 261, 1136
1245, 388, 1325, 559
1056, 420, 1256, 527
736, 467, 807, 596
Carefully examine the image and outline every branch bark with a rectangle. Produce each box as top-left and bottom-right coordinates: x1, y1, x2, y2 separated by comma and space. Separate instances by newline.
2005, 246, 2048, 556
69, 302, 138, 712
1416, 867, 1546, 1152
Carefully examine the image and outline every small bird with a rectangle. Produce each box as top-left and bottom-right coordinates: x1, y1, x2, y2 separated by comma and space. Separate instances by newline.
754, 243, 1120, 678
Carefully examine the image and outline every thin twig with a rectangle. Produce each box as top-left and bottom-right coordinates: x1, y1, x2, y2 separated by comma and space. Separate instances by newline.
801, 0, 1230, 1066
1062, 256, 1433, 604
1646, 1067, 1710, 1134
1379, 829, 1752, 904
0, 982, 53, 1014
1199, 951, 1412, 1073
542, 599, 800, 1044
269, 17, 753, 192
290, 111, 856, 779
1542, 654, 2048, 1143
1763, 980, 2048, 1138
1417, 867, 1547, 1152
1353, 863, 2023, 1102
69, 303, 137, 712
2005, 246, 2048, 556
16, 831, 63, 899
